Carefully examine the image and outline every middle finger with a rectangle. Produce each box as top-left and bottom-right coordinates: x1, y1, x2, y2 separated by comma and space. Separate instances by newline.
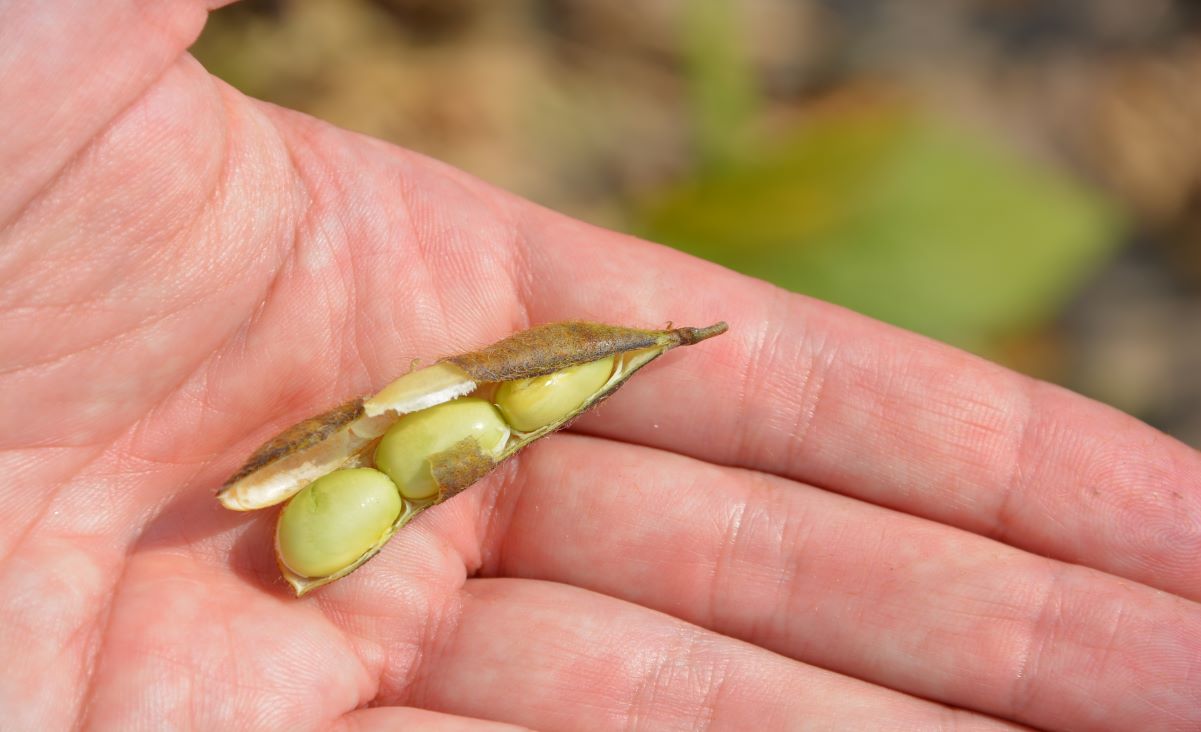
481, 435, 1201, 731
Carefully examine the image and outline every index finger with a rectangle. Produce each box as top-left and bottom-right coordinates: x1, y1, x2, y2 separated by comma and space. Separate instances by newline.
507, 201, 1201, 601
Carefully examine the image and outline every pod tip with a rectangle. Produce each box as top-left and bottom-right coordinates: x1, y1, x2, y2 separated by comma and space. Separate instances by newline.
674, 321, 729, 345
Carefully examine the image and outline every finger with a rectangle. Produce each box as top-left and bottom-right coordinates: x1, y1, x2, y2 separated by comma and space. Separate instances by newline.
384, 577, 1025, 732
334, 707, 530, 732
483, 435, 1201, 731
504, 204, 1201, 601
116, 488, 1022, 732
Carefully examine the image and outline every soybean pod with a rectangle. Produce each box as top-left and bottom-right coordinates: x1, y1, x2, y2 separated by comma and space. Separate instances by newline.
217, 320, 728, 595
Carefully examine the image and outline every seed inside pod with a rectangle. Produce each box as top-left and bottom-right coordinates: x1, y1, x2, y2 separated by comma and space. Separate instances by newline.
495, 355, 615, 432
373, 397, 510, 500
220, 320, 729, 596
276, 467, 402, 579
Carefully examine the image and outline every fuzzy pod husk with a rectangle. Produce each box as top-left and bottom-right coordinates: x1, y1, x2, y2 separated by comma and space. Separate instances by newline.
218, 320, 728, 595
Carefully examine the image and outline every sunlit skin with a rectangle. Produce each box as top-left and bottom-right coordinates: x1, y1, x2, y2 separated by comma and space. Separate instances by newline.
2, 2, 1200, 730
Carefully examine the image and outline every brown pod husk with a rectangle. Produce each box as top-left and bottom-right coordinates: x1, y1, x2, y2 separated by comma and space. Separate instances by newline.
216, 400, 376, 511
219, 320, 728, 595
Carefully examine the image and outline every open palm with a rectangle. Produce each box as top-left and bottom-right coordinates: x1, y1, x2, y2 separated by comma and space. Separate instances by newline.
2, 3, 1199, 730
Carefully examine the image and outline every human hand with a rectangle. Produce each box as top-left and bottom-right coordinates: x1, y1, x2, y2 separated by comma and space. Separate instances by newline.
1, 3, 1198, 730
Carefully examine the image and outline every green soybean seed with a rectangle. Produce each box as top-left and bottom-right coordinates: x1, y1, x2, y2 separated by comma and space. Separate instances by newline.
494, 356, 616, 432
373, 397, 509, 500
276, 468, 402, 578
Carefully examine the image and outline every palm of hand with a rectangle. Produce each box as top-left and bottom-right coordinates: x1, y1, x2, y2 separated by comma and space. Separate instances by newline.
2, 5, 1199, 731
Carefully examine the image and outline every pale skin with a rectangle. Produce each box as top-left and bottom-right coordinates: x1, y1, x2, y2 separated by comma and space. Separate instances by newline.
1, 2, 1199, 730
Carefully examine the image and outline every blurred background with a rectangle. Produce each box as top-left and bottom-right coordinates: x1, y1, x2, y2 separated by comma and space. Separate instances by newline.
192, 0, 1201, 447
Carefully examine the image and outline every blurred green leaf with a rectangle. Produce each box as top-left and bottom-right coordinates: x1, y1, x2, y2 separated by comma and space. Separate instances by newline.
634, 100, 1122, 353
682, 0, 758, 169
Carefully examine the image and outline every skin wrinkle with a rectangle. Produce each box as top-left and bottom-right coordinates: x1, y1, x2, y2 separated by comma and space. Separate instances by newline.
177, 75, 238, 268
13, 543, 114, 726
114, 235, 300, 499
143, 359, 230, 458
503, 216, 538, 338
302, 605, 384, 721
0, 302, 209, 379
404, 175, 456, 343
1007, 563, 1067, 723
848, 521, 897, 654
731, 306, 786, 471
707, 485, 749, 635
475, 456, 527, 580
290, 127, 384, 397
0, 438, 123, 580
236, 121, 348, 407
333, 707, 537, 732
694, 651, 731, 732
86, 469, 201, 554
74, 545, 137, 730
0, 298, 175, 375
991, 376, 1039, 544
149, 318, 269, 484
620, 638, 660, 730
408, 162, 530, 345
2, 516, 120, 732
935, 707, 963, 732
905, 384, 1014, 479
217, 605, 243, 724
1090, 599, 1129, 693
106, 421, 214, 475
0, 444, 107, 560
623, 623, 698, 731
0, 2, 207, 228
935, 704, 1021, 732
350, 528, 468, 706
469, 163, 533, 324
720, 473, 788, 644
381, 562, 467, 708
760, 291, 825, 477
153, 570, 377, 727
0, 88, 228, 384
763, 477, 821, 651
415, 164, 518, 331
334, 220, 366, 394
876, 349, 1006, 493
453, 201, 531, 335
118, 75, 235, 282
786, 326, 837, 478
673, 627, 714, 726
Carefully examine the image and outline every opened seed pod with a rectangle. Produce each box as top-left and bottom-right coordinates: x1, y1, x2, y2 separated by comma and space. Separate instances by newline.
218, 320, 728, 595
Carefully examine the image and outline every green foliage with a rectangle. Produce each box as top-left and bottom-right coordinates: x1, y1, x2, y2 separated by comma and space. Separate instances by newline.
682, 0, 758, 168
635, 102, 1121, 352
